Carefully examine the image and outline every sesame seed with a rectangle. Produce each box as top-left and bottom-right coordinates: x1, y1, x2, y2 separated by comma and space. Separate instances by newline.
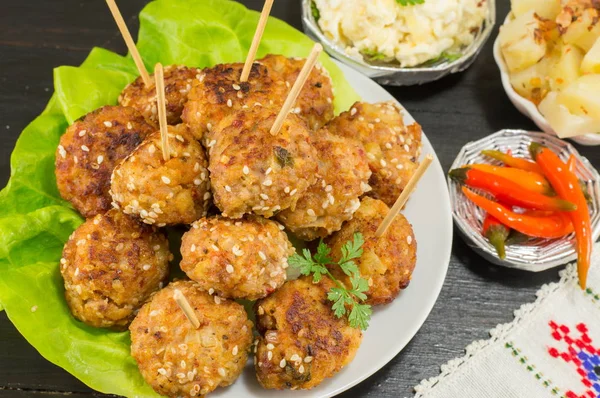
395, 177, 402, 184
81, 145, 89, 152
226, 264, 234, 273
97, 155, 104, 164
375, 118, 381, 123
404, 144, 410, 152
143, 264, 151, 271
194, 179, 201, 186
232, 245, 244, 256
299, 365, 305, 374
259, 251, 266, 260
289, 189, 297, 196
260, 193, 269, 200
78, 130, 86, 137
227, 99, 233, 107
207, 139, 216, 147
211, 244, 219, 251
243, 165, 249, 175
127, 122, 133, 129
203, 192, 211, 200
158, 368, 167, 376
214, 296, 222, 304
350, 108, 357, 116
161, 176, 171, 184
218, 368, 226, 377
380, 159, 387, 167
265, 167, 272, 175
225, 185, 232, 192
307, 209, 316, 217
176, 135, 185, 142
284, 186, 290, 193
57, 145, 66, 159
304, 356, 313, 363
267, 351, 273, 360
396, 164, 404, 170
258, 306, 265, 315
266, 343, 275, 350
232, 84, 241, 90
232, 345, 239, 355
407, 235, 413, 244
263, 179, 273, 186
31, 305, 38, 312
279, 359, 287, 368
103, 121, 112, 127
325, 185, 332, 192
193, 162, 200, 172
208, 288, 215, 295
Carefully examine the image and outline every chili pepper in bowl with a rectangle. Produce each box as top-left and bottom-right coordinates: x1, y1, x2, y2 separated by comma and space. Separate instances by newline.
461, 187, 574, 239
530, 143, 592, 289
481, 149, 544, 174
469, 164, 554, 195
449, 167, 576, 212
483, 214, 509, 259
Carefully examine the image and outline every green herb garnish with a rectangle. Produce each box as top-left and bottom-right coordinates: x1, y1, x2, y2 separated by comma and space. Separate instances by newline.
288, 233, 372, 330
396, 0, 425, 6
361, 48, 388, 62
311, 0, 320, 22
274, 146, 294, 168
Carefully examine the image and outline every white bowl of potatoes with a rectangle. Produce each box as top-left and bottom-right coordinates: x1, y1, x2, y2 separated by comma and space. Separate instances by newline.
494, 0, 600, 146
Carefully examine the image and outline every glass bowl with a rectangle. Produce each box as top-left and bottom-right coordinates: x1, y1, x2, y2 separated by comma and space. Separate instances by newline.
301, 0, 496, 86
449, 129, 600, 272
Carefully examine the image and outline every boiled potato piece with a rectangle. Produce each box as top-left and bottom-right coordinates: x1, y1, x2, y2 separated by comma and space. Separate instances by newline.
563, 9, 600, 52
540, 92, 600, 138
500, 10, 548, 72
557, 75, 600, 119
581, 37, 600, 74
510, 0, 560, 20
510, 56, 551, 103
548, 44, 584, 91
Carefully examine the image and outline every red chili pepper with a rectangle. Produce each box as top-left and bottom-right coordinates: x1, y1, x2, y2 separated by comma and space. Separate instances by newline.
469, 164, 554, 195
530, 143, 592, 289
481, 149, 544, 174
462, 187, 574, 239
483, 214, 509, 259
449, 167, 576, 211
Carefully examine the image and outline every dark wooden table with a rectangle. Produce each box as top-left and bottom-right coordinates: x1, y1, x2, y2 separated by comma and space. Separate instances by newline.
1, 0, 598, 397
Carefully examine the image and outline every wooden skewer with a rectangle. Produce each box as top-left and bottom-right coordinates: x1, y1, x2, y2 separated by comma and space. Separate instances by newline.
269, 43, 323, 135
105, 0, 151, 86
154, 63, 170, 161
240, 0, 275, 82
375, 154, 434, 238
173, 289, 200, 329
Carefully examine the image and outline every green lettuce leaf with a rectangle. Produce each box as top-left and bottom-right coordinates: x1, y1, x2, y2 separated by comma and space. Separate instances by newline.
0, 0, 360, 396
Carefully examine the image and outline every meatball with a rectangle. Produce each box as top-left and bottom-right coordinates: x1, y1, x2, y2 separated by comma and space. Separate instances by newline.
259, 54, 334, 131
182, 61, 275, 142
208, 107, 318, 219
254, 276, 362, 390
326, 101, 422, 207
276, 132, 371, 241
180, 215, 294, 300
60, 209, 170, 329
110, 124, 211, 226
55, 105, 154, 217
119, 65, 201, 126
325, 197, 417, 305
130, 280, 253, 397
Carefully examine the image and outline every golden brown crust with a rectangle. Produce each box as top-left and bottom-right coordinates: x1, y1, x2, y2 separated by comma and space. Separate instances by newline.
60, 209, 170, 329
254, 277, 362, 390
325, 197, 417, 305
276, 132, 371, 241
119, 65, 201, 127
110, 124, 211, 226
130, 280, 253, 397
325, 101, 422, 207
180, 216, 294, 300
208, 107, 318, 219
55, 105, 154, 218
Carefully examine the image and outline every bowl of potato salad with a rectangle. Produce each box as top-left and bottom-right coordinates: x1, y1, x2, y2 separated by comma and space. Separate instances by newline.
302, 0, 494, 86
495, 0, 600, 146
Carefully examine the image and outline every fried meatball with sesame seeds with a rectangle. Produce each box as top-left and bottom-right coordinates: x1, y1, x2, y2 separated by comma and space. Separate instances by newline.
119, 65, 201, 127
130, 280, 253, 398
208, 107, 318, 219
259, 54, 334, 131
55, 105, 154, 218
276, 132, 371, 241
60, 209, 170, 329
254, 276, 362, 390
180, 215, 294, 300
326, 101, 422, 207
182, 61, 276, 142
110, 124, 211, 226
325, 197, 417, 305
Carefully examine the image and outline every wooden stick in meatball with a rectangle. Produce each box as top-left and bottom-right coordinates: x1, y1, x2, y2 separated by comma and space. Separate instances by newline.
376, 154, 433, 237
270, 43, 322, 135
154, 63, 170, 161
105, 0, 150, 86
173, 288, 200, 328
240, 0, 275, 82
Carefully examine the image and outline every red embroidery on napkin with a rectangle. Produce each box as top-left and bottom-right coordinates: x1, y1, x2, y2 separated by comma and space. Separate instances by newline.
548, 321, 600, 398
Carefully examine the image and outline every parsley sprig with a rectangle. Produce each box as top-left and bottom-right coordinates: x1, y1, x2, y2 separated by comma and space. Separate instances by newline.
288, 233, 372, 330
396, 0, 425, 6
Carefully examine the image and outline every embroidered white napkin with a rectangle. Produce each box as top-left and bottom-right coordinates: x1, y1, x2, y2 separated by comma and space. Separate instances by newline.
415, 243, 600, 398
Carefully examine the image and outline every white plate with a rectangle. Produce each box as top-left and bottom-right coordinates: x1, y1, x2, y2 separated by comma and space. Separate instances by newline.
493, 15, 600, 146
210, 62, 453, 397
